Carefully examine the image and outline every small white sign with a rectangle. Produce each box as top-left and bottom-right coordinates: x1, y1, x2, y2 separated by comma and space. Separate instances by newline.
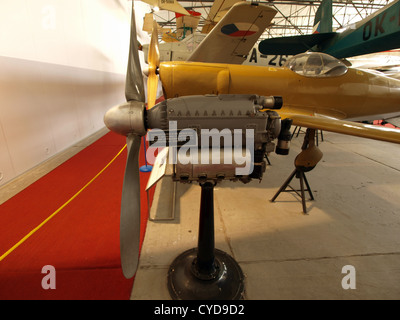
146, 147, 169, 191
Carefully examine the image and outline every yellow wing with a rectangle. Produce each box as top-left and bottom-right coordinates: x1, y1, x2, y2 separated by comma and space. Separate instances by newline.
279, 110, 400, 144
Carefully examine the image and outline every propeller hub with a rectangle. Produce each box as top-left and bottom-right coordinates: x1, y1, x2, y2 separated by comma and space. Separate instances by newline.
104, 101, 146, 137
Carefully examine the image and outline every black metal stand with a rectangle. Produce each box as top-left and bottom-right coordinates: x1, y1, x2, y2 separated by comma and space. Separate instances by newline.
264, 154, 271, 165
270, 168, 314, 214
292, 127, 324, 146
167, 182, 245, 300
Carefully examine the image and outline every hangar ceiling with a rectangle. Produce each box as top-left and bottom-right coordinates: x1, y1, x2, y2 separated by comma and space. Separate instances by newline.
147, 0, 391, 40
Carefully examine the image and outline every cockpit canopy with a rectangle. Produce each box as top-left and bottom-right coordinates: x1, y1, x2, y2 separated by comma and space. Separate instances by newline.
284, 52, 348, 78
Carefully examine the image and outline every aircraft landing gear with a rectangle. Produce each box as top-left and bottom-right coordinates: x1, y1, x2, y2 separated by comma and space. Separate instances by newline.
271, 128, 323, 214
167, 182, 245, 300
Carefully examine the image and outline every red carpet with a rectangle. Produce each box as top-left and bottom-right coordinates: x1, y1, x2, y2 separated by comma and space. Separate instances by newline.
0, 131, 154, 300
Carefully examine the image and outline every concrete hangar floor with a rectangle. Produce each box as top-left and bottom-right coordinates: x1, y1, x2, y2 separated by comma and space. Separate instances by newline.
1, 127, 400, 300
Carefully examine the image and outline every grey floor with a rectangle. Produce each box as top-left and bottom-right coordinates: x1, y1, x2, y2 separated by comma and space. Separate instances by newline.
2, 128, 399, 300
131, 130, 400, 300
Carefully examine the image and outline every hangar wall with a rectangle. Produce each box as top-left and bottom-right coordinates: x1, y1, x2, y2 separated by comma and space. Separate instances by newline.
0, 0, 150, 187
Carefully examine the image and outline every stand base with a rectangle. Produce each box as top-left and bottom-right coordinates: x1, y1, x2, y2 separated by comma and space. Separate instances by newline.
139, 165, 153, 172
167, 248, 245, 300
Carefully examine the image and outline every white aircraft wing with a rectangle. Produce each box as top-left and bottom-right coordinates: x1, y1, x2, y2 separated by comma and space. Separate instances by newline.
187, 2, 276, 64
141, 0, 189, 16
201, 0, 245, 33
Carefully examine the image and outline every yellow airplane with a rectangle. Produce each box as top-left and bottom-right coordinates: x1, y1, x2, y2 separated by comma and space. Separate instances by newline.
154, 3, 400, 140
158, 57, 400, 141
104, 2, 400, 297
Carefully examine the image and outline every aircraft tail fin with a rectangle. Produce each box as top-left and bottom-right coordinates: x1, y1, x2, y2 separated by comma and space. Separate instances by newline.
259, 0, 335, 56
313, 0, 333, 34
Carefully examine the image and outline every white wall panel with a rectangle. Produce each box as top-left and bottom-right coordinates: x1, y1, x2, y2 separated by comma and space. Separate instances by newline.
0, 0, 37, 61
0, 57, 56, 177
0, 0, 134, 72
0, 120, 16, 185
0, 55, 126, 186
0, 0, 137, 186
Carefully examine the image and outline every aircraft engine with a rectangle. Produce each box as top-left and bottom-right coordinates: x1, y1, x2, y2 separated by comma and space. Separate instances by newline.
146, 94, 287, 183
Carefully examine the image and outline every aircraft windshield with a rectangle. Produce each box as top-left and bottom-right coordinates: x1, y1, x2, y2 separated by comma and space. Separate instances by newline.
284, 52, 348, 78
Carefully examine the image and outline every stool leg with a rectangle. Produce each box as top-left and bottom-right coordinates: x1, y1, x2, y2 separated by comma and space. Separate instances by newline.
271, 169, 297, 202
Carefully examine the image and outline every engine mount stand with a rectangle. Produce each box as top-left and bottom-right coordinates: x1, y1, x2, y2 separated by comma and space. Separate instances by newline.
167, 182, 245, 300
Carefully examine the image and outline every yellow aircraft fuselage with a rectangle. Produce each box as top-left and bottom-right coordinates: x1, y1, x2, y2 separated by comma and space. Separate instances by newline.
159, 61, 400, 121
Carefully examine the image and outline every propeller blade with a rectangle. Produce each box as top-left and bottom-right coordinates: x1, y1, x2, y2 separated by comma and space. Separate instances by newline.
147, 20, 160, 109
108, 2, 149, 279
125, 2, 145, 103
120, 134, 142, 278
